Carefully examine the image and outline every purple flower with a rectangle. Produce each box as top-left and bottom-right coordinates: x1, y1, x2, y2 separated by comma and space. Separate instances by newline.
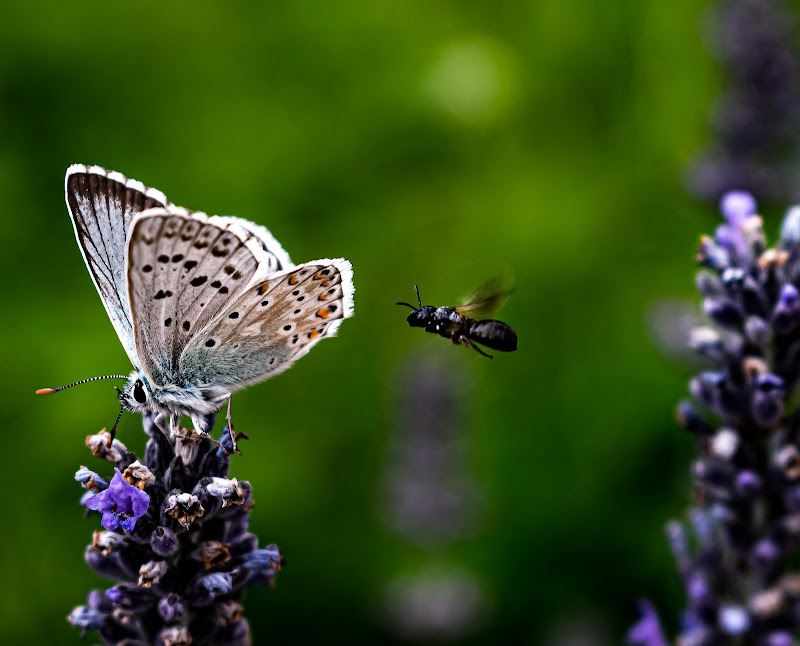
626, 599, 668, 646
84, 467, 149, 531
720, 190, 757, 225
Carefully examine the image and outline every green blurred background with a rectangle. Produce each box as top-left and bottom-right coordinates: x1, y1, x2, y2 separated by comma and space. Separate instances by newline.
0, 0, 751, 643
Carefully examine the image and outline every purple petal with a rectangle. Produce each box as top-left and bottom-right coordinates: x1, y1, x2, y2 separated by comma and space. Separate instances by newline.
627, 599, 668, 646
720, 190, 757, 225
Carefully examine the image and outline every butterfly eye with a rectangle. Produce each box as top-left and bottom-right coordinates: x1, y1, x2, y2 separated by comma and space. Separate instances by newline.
133, 380, 147, 404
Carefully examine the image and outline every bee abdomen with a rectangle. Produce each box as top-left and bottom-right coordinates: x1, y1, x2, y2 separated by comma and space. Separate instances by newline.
468, 319, 518, 352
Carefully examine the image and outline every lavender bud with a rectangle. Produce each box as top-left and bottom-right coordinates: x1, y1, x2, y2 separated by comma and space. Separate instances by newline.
156, 626, 191, 646
763, 633, 793, 646
721, 190, 757, 225
781, 206, 800, 244
106, 584, 154, 612
710, 429, 739, 460
704, 298, 744, 329
752, 539, 781, 574
751, 373, 785, 428
186, 572, 233, 607
150, 526, 179, 556
745, 315, 772, 345
687, 573, 714, 610
697, 235, 731, 270
122, 460, 156, 490
690, 372, 725, 410
735, 471, 762, 499
138, 560, 168, 588
688, 327, 724, 360
785, 486, 800, 512
696, 271, 725, 297
75, 467, 109, 491
771, 284, 800, 334
157, 593, 187, 623
748, 588, 787, 620
676, 401, 714, 435
775, 445, 800, 481
206, 477, 245, 508
162, 491, 204, 530
67, 605, 105, 631
718, 605, 750, 635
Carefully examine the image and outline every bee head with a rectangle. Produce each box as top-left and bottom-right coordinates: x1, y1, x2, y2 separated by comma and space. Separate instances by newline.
405, 305, 436, 328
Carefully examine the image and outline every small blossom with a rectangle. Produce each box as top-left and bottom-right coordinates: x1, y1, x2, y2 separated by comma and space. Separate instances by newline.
207, 477, 245, 507
192, 540, 232, 569
163, 491, 204, 529
626, 599, 667, 646
85, 431, 130, 462
75, 466, 108, 491
720, 190, 757, 225
123, 460, 156, 490
139, 560, 168, 587
85, 468, 150, 531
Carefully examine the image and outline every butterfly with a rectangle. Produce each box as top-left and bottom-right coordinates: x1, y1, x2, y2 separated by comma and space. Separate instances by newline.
39, 165, 354, 447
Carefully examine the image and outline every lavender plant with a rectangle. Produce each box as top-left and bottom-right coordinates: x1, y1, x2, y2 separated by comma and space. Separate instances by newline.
687, 0, 800, 204
67, 414, 281, 646
630, 192, 800, 645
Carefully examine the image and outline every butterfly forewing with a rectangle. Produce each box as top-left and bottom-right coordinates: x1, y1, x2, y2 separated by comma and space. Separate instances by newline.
65, 165, 168, 366
177, 259, 354, 395
127, 208, 270, 387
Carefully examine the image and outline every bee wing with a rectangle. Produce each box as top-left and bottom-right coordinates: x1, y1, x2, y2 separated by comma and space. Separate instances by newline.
454, 276, 513, 318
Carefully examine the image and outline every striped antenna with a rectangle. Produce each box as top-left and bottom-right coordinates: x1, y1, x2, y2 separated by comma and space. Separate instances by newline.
36, 374, 129, 395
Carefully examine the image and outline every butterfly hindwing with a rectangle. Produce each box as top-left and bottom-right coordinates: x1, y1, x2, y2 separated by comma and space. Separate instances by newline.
178, 259, 354, 396
127, 208, 276, 388
65, 165, 168, 366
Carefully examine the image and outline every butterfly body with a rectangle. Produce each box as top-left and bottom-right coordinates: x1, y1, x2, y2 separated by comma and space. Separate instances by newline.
398, 286, 517, 358
48, 165, 354, 440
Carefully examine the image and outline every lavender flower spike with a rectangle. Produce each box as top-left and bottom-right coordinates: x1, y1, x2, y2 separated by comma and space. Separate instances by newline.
85, 467, 149, 532
638, 192, 800, 641
69, 416, 282, 646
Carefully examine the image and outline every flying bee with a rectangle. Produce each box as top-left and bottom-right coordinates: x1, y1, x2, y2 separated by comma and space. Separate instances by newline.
396, 282, 518, 358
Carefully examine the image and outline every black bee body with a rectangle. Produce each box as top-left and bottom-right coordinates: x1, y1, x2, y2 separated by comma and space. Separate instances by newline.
398, 286, 518, 358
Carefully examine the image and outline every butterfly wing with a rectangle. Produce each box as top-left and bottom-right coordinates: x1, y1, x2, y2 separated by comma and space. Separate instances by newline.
126, 207, 283, 388
213, 215, 294, 271
66, 164, 169, 366
178, 259, 354, 399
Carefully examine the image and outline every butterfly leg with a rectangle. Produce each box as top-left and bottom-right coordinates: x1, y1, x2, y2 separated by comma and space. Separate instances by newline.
225, 397, 245, 455
190, 412, 216, 436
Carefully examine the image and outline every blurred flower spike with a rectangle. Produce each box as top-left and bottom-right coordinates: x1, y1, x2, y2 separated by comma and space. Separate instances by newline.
643, 190, 800, 642
68, 416, 282, 646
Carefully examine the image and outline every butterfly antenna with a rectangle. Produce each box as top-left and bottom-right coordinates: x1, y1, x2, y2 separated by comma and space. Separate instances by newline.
414, 285, 422, 308
396, 301, 416, 310
36, 374, 129, 395
106, 402, 125, 448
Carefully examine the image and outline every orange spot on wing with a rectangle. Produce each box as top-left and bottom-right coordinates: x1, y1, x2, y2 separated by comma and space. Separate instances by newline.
318, 293, 327, 301
314, 272, 325, 280
321, 279, 330, 286
289, 275, 299, 285
256, 282, 270, 295
316, 308, 330, 319
309, 330, 320, 339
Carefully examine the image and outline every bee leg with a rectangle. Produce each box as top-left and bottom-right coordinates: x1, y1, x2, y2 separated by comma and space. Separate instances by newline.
461, 335, 494, 358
